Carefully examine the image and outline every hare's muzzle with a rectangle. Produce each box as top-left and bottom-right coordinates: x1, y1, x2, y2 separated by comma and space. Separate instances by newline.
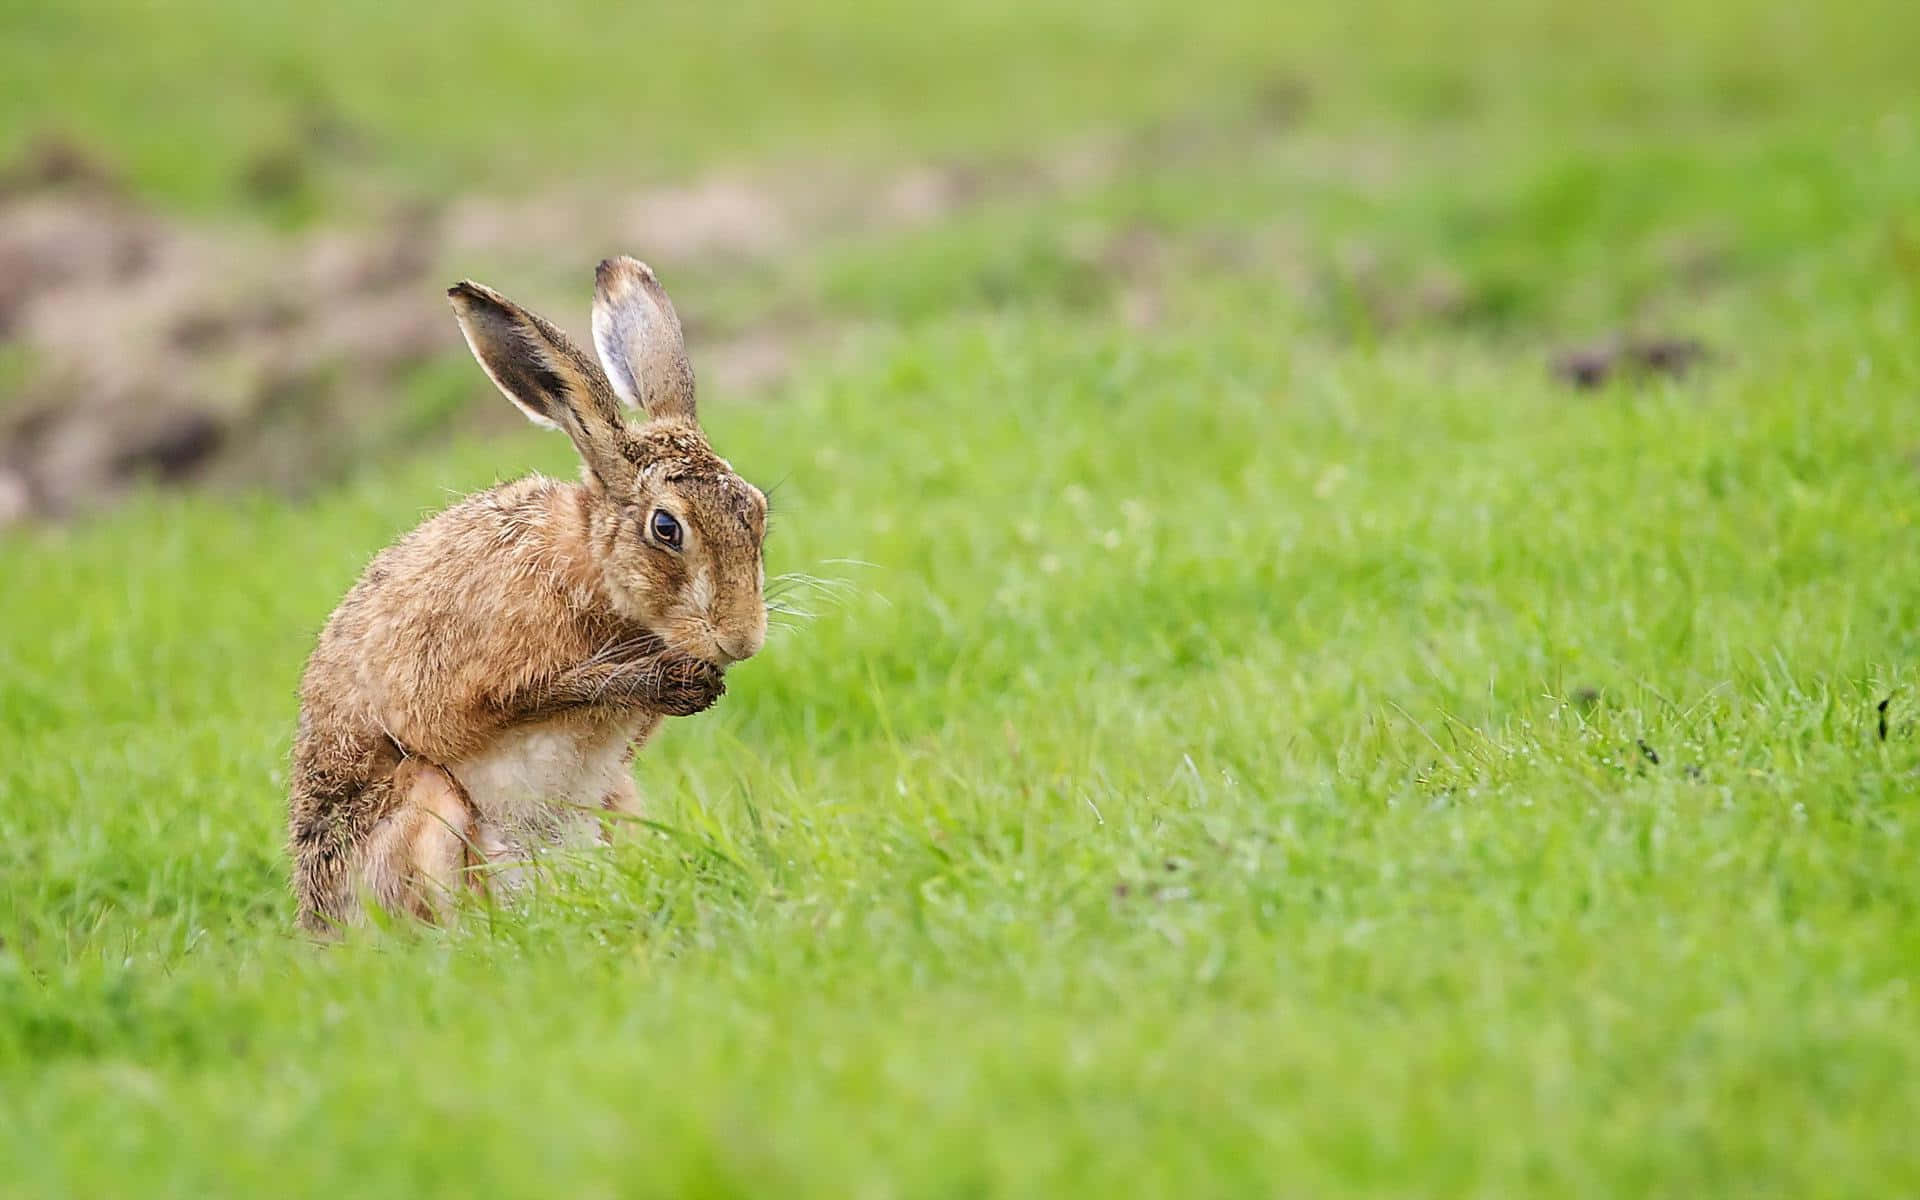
712, 624, 765, 666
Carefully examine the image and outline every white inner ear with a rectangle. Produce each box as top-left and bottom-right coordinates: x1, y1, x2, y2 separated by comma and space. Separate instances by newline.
591, 299, 646, 411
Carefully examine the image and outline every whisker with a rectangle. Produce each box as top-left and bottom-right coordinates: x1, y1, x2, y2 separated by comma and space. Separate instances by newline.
766, 572, 861, 599
757, 559, 876, 632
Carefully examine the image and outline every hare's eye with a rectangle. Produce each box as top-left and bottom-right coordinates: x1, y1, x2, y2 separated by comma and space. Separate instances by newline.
649, 509, 683, 549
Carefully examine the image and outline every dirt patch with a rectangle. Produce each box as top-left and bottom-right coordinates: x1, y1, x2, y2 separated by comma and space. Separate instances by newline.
2, 101, 1745, 525
0, 167, 451, 519
1551, 336, 1711, 389
0, 103, 1313, 524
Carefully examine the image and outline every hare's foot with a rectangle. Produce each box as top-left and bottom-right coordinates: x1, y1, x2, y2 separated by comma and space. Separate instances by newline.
465, 818, 535, 903
360, 758, 479, 923
596, 773, 644, 845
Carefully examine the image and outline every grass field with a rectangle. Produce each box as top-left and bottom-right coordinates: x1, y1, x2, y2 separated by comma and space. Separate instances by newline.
4, 0, 1920, 1195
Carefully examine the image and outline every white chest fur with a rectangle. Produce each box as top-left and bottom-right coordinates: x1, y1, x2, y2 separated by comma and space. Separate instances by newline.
450, 712, 648, 851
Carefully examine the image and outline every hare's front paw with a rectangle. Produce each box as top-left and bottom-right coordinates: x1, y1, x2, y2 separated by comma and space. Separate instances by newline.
655, 655, 727, 717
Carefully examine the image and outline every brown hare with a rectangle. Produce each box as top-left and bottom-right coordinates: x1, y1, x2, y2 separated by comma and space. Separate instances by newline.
288, 257, 767, 933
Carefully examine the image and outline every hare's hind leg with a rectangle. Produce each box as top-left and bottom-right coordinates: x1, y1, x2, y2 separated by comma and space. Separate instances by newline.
290, 725, 403, 935
360, 759, 479, 922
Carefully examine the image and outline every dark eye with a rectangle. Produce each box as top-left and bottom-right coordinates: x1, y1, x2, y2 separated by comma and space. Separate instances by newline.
649, 509, 683, 549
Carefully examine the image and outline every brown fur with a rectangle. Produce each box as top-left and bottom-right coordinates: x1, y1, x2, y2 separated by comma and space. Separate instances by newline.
288, 258, 767, 933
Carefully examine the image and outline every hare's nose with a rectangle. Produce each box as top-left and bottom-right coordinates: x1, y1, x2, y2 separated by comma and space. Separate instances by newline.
714, 627, 765, 665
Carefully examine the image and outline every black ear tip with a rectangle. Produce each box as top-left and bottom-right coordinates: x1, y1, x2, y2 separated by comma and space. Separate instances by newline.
448, 279, 510, 306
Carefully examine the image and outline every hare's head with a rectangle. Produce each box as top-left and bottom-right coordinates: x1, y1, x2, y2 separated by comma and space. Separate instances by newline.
447, 258, 767, 666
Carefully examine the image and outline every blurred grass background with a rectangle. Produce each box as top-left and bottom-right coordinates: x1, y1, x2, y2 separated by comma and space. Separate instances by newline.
3, 0, 1919, 1195
6, 0, 1914, 218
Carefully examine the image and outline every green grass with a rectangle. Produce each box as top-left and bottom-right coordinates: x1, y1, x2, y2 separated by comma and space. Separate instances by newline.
5, 0, 1920, 1194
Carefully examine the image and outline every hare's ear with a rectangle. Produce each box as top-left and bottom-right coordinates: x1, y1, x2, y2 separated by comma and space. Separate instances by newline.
447, 280, 636, 489
592, 256, 697, 425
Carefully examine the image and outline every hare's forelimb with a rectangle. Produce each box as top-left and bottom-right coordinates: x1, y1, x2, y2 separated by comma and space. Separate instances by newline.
495, 649, 724, 725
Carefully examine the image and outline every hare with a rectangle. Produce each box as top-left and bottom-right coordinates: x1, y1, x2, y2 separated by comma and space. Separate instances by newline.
288, 257, 767, 933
